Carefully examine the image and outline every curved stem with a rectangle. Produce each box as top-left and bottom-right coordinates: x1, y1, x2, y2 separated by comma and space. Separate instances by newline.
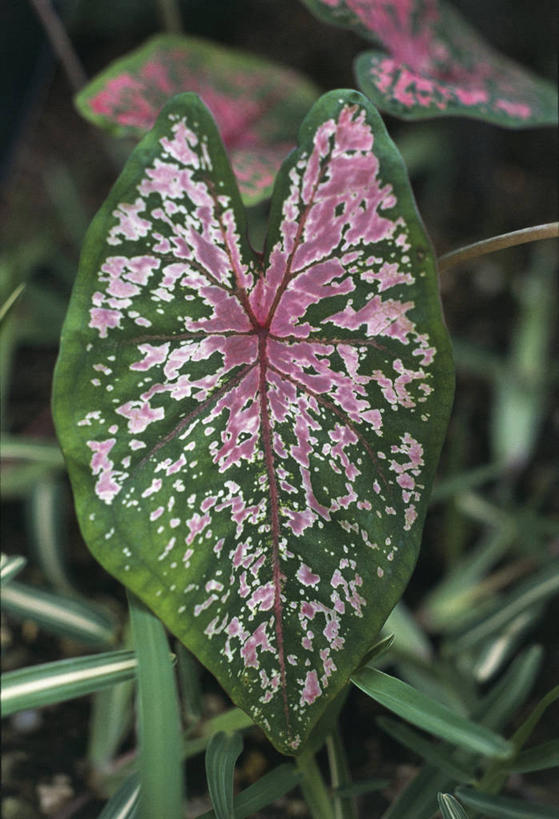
0, 284, 26, 324
157, 0, 183, 33
438, 222, 558, 273
296, 750, 335, 819
326, 729, 358, 819
29, 0, 87, 92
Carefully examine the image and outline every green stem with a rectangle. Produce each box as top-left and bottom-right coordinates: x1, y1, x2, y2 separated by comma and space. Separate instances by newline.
327, 729, 358, 819
157, 0, 183, 33
438, 222, 558, 273
296, 751, 335, 819
0, 284, 25, 325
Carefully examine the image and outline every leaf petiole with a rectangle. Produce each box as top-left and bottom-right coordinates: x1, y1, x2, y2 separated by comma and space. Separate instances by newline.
438, 222, 558, 273
29, 0, 87, 91
327, 728, 358, 819
296, 750, 336, 819
157, 0, 183, 33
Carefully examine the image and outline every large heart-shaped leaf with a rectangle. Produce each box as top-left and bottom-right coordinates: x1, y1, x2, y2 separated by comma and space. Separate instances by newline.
301, 0, 558, 127
53, 90, 454, 754
75, 34, 319, 205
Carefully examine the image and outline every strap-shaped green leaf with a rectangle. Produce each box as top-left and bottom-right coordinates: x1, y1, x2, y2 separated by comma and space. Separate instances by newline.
88, 673, 135, 772
75, 34, 319, 206
0, 553, 27, 585
301, 0, 558, 127
1, 436, 64, 468
27, 478, 76, 595
511, 685, 559, 752
97, 775, 140, 819
475, 645, 542, 732
53, 89, 453, 754
382, 764, 449, 819
128, 592, 184, 819
352, 667, 512, 758
507, 740, 559, 774
377, 717, 475, 782
197, 763, 300, 819
205, 731, 243, 819
184, 708, 254, 760
382, 600, 431, 661
456, 787, 557, 818
446, 562, 559, 654
1, 650, 136, 716
437, 793, 468, 819
1, 580, 116, 647
476, 685, 559, 797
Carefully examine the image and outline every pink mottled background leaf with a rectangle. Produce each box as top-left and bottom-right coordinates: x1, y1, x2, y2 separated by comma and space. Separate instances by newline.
75, 34, 319, 205
301, 0, 558, 126
53, 91, 453, 754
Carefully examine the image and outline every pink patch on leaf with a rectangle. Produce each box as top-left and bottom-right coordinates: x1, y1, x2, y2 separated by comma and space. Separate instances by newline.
116, 400, 165, 434
89, 308, 122, 338
300, 670, 322, 706
241, 622, 274, 669
297, 564, 321, 587
87, 439, 121, 503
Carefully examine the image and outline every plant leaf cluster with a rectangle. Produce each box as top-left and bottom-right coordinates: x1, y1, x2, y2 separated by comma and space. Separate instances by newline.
2, 1, 557, 817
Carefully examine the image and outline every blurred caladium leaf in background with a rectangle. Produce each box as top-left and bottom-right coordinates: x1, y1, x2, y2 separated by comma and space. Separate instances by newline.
300, 0, 558, 127
75, 34, 319, 205
53, 90, 454, 754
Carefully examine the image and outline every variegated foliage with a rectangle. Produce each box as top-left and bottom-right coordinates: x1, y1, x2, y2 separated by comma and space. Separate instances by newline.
75, 34, 319, 205
301, 0, 558, 126
53, 91, 454, 754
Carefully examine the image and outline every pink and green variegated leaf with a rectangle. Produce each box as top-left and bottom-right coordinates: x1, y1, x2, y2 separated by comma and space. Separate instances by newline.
301, 0, 558, 127
75, 34, 319, 205
52, 90, 454, 755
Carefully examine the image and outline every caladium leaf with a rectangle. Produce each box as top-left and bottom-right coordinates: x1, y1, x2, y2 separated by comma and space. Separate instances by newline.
75, 34, 319, 205
52, 90, 454, 754
300, 0, 558, 127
